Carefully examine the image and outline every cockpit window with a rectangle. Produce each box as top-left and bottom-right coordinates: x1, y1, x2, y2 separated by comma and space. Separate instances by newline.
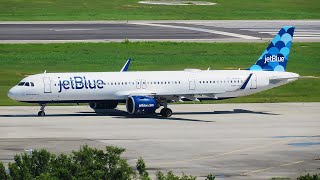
17, 82, 35, 87
18, 82, 25, 86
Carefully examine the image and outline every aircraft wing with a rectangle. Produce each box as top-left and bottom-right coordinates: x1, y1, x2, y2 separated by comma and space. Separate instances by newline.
115, 90, 157, 97
116, 90, 225, 102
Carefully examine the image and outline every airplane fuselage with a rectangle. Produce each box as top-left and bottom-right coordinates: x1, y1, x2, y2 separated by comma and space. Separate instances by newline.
8, 69, 299, 103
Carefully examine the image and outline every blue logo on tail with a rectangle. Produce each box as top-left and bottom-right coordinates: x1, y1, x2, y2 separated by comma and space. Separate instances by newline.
250, 26, 295, 72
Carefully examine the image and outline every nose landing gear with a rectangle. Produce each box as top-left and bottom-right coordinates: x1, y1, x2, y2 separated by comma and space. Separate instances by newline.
38, 104, 46, 116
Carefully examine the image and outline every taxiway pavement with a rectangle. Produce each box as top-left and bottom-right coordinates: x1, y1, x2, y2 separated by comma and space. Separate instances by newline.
0, 103, 319, 179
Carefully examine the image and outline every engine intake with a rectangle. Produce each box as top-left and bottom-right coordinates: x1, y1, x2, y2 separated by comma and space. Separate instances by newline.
126, 96, 158, 115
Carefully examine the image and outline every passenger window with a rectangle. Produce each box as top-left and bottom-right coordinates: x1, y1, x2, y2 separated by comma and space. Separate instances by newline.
25, 82, 30, 86
18, 82, 25, 86
30, 82, 34, 86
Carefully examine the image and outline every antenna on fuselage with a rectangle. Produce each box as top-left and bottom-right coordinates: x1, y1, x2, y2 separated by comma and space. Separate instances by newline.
44, 70, 47, 73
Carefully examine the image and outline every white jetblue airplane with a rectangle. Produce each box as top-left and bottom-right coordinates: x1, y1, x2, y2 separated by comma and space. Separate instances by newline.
8, 26, 299, 117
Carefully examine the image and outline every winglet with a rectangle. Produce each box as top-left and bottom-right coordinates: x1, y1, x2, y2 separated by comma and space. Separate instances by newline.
239, 73, 253, 90
120, 59, 131, 72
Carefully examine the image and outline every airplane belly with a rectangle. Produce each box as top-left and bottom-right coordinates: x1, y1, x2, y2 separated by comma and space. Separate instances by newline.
57, 89, 113, 101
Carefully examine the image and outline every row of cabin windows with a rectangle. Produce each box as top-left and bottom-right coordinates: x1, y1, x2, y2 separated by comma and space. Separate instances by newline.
108, 81, 181, 86
16, 80, 242, 87
107, 80, 242, 86
199, 80, 243, 84
18, 82, 35, 87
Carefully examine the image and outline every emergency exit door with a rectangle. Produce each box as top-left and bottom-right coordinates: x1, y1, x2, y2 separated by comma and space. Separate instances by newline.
250, 74, 257, 89
189, 79, 196, 90
43, 77, 52, 93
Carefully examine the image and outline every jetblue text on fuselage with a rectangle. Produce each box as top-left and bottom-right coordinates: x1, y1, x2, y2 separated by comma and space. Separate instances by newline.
58, 76, 105, 93
264, 55, 285, 64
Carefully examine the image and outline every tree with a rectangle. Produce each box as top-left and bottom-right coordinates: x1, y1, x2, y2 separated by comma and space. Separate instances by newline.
0, 161, 8, 180
136, 157, 150, 180
156, 171, 196, 180
298, 173, 320, 180
3, 145, 136, 180
0, 145, 216, 180
205, 174, 215, 180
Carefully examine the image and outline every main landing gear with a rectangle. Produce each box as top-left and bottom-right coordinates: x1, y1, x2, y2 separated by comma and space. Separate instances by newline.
160, 108, 172, 117
159, 101, 172, 117
38, 104, 46, 116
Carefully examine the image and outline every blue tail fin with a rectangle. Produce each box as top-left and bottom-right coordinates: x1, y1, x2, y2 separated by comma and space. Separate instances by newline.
249, 26, 295, 72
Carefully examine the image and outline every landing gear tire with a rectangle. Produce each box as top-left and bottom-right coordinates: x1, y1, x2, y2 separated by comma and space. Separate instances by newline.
38, 111, 45, 116
38, 103, 46, 116
160, 108, 172, 117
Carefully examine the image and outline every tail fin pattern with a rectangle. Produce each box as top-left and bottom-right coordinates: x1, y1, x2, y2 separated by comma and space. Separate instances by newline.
249, 26, 295, 72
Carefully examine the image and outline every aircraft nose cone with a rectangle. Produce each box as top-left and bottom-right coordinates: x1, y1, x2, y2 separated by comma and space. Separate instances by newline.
7, 87, 18, 100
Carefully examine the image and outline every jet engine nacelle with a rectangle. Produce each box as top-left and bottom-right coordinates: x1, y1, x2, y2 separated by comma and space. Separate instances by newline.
89, 101, 118, 110
126, 96, 158, 115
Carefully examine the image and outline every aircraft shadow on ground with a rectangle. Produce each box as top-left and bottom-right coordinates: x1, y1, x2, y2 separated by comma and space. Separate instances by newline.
174, 109, 280, 116
0, 112, 212, 123
0, 108, 278, 122
112, 115, 214, 123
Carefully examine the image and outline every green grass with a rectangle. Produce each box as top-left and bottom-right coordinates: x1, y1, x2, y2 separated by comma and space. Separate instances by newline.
0, 42, 319, 105
0, 0, 319, 20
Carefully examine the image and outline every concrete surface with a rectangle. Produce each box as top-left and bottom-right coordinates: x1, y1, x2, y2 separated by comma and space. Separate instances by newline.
0, 20, 319, 43
0, 103, 319, 179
